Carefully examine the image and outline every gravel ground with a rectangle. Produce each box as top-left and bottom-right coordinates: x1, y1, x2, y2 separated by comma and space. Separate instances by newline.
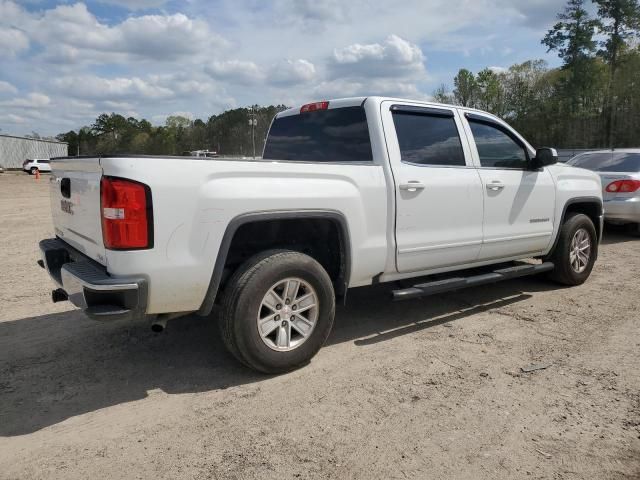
1, 172, 639, 480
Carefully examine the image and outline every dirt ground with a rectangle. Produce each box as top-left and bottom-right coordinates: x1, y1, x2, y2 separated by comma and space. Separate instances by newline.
0, 172, 639, 480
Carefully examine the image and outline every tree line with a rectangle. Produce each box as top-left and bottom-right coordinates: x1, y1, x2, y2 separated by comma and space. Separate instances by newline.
57, 0, 639, 154
57, 105, 287, 157
434, 0, 640, 148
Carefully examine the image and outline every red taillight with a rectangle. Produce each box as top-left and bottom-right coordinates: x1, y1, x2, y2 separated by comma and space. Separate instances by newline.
100, 177, 152, 249
300, 101, 329, 113
605, 179, 640, 193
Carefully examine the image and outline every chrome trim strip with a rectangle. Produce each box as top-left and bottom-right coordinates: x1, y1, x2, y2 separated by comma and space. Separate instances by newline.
483, 232, 552, 244
398, 239, 483, 254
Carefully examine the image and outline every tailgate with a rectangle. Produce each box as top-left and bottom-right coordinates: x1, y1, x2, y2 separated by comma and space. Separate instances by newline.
50, 157, 106, 265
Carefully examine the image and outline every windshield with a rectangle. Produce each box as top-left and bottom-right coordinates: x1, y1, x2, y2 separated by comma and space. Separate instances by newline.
262, 106, 373, 163
568, 152, 640, 172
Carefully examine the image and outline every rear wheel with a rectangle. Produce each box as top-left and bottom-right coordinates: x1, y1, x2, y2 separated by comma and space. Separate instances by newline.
547, 213, 597, 285
219, 249, 335, 373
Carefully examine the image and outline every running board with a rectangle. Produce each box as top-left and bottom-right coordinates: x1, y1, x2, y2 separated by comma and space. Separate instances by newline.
392, 262, 555, 301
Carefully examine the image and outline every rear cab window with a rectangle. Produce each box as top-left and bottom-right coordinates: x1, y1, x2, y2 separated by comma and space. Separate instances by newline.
391, 106, 466, 167
263, 106, 372, 163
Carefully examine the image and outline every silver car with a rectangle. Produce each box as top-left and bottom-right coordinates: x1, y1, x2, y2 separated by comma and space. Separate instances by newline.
568, 149, 640, 231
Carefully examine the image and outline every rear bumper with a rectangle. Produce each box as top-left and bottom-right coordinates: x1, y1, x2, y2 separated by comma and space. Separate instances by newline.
604, 197, 640, 224
39, 238, 147, 321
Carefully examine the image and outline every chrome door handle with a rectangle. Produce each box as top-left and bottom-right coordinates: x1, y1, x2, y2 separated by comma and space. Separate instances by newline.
486, 181, 505, 191
399, 181, 425, 192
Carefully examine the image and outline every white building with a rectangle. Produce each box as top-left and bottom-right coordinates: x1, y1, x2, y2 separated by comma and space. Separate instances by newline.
0, 134, 68, 169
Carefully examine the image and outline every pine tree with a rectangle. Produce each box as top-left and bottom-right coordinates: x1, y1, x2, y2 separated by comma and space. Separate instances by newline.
453, 69, 477, 107
542, 0, 601, 146
593, 0, 640, 146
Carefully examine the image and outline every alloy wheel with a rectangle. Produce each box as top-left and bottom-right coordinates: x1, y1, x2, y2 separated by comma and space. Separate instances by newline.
569, 228, 591, 273
256, 277, 319, 352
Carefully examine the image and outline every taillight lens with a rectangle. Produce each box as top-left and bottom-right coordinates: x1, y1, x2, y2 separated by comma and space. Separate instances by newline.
300, 101, 329, 113
605, 179, 640, 193
100, 177, 152, 249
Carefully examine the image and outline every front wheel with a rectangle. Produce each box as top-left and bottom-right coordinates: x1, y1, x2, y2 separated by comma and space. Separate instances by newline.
546, 213, 597, 285
30, 167, 37, 175
219, 250, 336, 373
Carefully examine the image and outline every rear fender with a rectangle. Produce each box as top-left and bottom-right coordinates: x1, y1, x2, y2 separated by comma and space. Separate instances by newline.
197, 210, 351, 316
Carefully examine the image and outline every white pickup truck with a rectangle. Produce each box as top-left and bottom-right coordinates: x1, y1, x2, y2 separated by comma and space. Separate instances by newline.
39, 97, 603, 373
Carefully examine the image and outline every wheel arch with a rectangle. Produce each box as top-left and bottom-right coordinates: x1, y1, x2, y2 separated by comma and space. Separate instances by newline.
197, 210, 351, 316
548, 196, 603, 258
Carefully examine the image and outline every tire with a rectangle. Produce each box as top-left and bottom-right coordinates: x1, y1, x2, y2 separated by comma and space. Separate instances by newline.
219, 249, 336, 374
30, 167, 37, 175
546, 213, 597, 285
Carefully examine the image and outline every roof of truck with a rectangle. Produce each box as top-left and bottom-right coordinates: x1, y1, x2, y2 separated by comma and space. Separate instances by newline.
278, 97, 368, 117
277, 96, 501, 121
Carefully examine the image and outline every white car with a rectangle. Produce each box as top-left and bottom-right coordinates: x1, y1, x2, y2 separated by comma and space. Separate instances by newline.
38, 97, 603, 373
23, 158, 52, 174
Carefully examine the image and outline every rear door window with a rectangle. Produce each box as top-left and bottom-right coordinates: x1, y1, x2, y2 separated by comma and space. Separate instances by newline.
263, 106, 372, 163
391, 109, 466, 167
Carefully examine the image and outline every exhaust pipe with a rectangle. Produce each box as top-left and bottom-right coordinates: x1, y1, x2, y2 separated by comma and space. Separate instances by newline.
150, 312, 187, 333
151, 316, 168, 333
51, 288, 68, 303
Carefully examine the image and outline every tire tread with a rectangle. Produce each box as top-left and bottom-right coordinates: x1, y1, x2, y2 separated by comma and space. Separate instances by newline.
219, 249, 334, 373
547, 212, 597, 285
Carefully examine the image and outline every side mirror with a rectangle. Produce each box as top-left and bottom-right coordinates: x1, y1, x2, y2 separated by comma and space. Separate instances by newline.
531, 147, 558, 169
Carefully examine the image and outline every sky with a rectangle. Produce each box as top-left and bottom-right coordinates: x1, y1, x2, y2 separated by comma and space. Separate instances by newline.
0, 0, 565, 136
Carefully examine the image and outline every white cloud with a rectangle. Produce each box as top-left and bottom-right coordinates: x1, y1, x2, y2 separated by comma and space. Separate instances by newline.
102, 100, 134, 110
170, 79, 214, 96
207, 58, 317, 87
97, 0, 170, 10
497, 0, 563, 28
113, 13, 224, 61
0, 80, 18, 94
53, 76, 174, 100
268, 59, 316, 85
273, 0, 351, 27
329, 35, 425, 79
334, 43, 384, 64
3, 3, 225, 64
0, 93, 51, 108
0, 27, 29, 57
206, 60, 264, 85
0, 113, 27, 124
313, 78, 427, 100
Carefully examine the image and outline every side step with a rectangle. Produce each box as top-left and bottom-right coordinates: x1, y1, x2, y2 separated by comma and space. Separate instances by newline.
392, 261, 554, 301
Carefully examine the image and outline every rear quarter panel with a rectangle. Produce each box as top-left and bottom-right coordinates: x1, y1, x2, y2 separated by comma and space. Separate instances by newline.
100, 157, 388, 314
